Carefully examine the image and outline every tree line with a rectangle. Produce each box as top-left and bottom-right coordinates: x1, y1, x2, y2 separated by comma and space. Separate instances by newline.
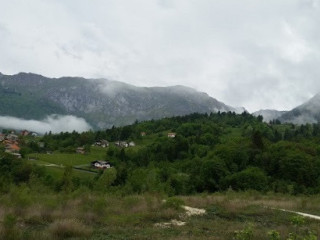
3, 111, 320, 195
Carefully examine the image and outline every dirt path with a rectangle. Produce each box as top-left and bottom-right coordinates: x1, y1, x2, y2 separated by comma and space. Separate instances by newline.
276, 208, 320, 220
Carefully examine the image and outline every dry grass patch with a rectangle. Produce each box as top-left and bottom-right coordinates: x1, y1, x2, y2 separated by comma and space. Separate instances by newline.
48, 218, 92, 239
0, 206, 12, 222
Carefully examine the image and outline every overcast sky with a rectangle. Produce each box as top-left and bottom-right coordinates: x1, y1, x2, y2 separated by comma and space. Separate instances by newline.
1, 0, 320, 112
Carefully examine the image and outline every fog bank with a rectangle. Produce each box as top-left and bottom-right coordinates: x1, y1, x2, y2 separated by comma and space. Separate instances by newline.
0, 115, 92, 134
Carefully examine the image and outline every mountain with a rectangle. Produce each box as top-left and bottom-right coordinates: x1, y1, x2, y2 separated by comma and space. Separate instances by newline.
278, 93, 320, 124
0, 72, 242, 129
253, 109, 287, 122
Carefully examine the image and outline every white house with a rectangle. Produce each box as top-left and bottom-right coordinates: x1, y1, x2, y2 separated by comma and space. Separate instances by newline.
91, 160, 111, 169
167, 132, 176, 138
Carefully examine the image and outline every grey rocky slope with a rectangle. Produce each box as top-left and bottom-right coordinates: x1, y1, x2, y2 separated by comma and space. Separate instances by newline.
0, 72, 241, 129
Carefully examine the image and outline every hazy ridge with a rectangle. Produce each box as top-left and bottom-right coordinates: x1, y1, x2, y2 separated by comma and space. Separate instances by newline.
0, 72, 241, 129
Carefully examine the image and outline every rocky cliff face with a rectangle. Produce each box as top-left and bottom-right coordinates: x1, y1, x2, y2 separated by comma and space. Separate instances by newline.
0, 72, 241, 129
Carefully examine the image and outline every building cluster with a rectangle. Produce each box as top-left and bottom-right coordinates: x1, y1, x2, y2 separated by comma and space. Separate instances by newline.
93, 140, 109, 148
0, 130, 39, 158
114, 141, 135, 148
0, 129, 177, 170
0, 132, 21, 158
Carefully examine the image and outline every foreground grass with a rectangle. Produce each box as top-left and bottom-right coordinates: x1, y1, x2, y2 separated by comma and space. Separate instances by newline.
0, 189, 319, 240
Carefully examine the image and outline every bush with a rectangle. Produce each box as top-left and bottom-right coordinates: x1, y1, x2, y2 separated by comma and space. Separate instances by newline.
268, 230, 280, 240
224, 167, 268, 191
163, 197, 185, 210
234, 224, 253, 240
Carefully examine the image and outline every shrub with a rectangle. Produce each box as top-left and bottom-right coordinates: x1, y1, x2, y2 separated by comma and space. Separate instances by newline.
234, 224, 253, 240
224, 167, 268, 191
163, 197, 185, 210
268, 230, 280, 240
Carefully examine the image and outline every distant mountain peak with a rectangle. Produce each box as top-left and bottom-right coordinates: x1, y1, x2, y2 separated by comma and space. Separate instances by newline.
0, 72, 243, 129
277, 92, 320, 124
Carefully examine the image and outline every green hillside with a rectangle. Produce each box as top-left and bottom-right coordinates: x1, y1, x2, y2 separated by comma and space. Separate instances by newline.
15, 111, 320, 195
1, 112, 320, 239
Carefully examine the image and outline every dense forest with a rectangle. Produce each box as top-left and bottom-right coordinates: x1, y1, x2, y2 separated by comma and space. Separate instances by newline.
2, 111, 320, 196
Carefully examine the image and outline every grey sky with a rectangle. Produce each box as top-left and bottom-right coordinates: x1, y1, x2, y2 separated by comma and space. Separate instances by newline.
1, 0, 320, 112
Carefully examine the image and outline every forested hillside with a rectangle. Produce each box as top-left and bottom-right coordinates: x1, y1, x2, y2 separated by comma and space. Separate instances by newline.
3, 111, 320, 196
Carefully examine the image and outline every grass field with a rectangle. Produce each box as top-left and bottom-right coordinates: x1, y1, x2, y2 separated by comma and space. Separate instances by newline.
27, 147, 107, 180
28, 147, 106, 166
0, 191, 319, 240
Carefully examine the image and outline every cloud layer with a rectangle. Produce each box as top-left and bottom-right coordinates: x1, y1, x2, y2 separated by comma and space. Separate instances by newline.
0, 115, 92, 134
1, 0, 320, 111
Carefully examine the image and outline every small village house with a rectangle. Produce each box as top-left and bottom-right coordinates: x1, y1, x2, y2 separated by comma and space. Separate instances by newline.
94, 140, 109, 148
141, 132, 146, 136
91, 160, 111, 169
76, 147, 85, 154
6, 134, 19, 141
167, 132, 176, 138
5, 143, 20, 154
115, 141, 136, 148
11, 153, 22, 158
115, 141, 129, 148
20, 130, 29, 136
100, 140, 109, 148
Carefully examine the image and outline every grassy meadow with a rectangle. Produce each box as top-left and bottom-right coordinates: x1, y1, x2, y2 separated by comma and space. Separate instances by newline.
28, 146, 106, 166
26, 146, 108, 179
0, 190, 320, 240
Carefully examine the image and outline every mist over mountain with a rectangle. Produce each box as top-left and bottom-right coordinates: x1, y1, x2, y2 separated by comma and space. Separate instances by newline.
253, 109, 287, 122
278, 93, 320, 124
0, 72, 242, 129
252, 93, 320, 125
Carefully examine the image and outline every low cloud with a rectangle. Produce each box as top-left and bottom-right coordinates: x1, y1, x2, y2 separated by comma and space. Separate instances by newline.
1, 1, 320, 111
0, 115, 91, 134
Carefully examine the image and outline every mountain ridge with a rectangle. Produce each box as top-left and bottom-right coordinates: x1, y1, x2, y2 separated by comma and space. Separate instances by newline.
0, 72, 242, 129
253, 93, 320, 124
278, 93, 320, 124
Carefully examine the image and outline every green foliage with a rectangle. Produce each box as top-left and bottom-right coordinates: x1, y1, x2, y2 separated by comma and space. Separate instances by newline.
6, 111, 320, 196
199, 157, 229, 191
234, 224, 253, 240
290, 215, 305, 227
268, 230, 281, 240
96, 168, 117, 190
163, 197, 185, 210
60, 165, 73, 193
224, 167, 268, 191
